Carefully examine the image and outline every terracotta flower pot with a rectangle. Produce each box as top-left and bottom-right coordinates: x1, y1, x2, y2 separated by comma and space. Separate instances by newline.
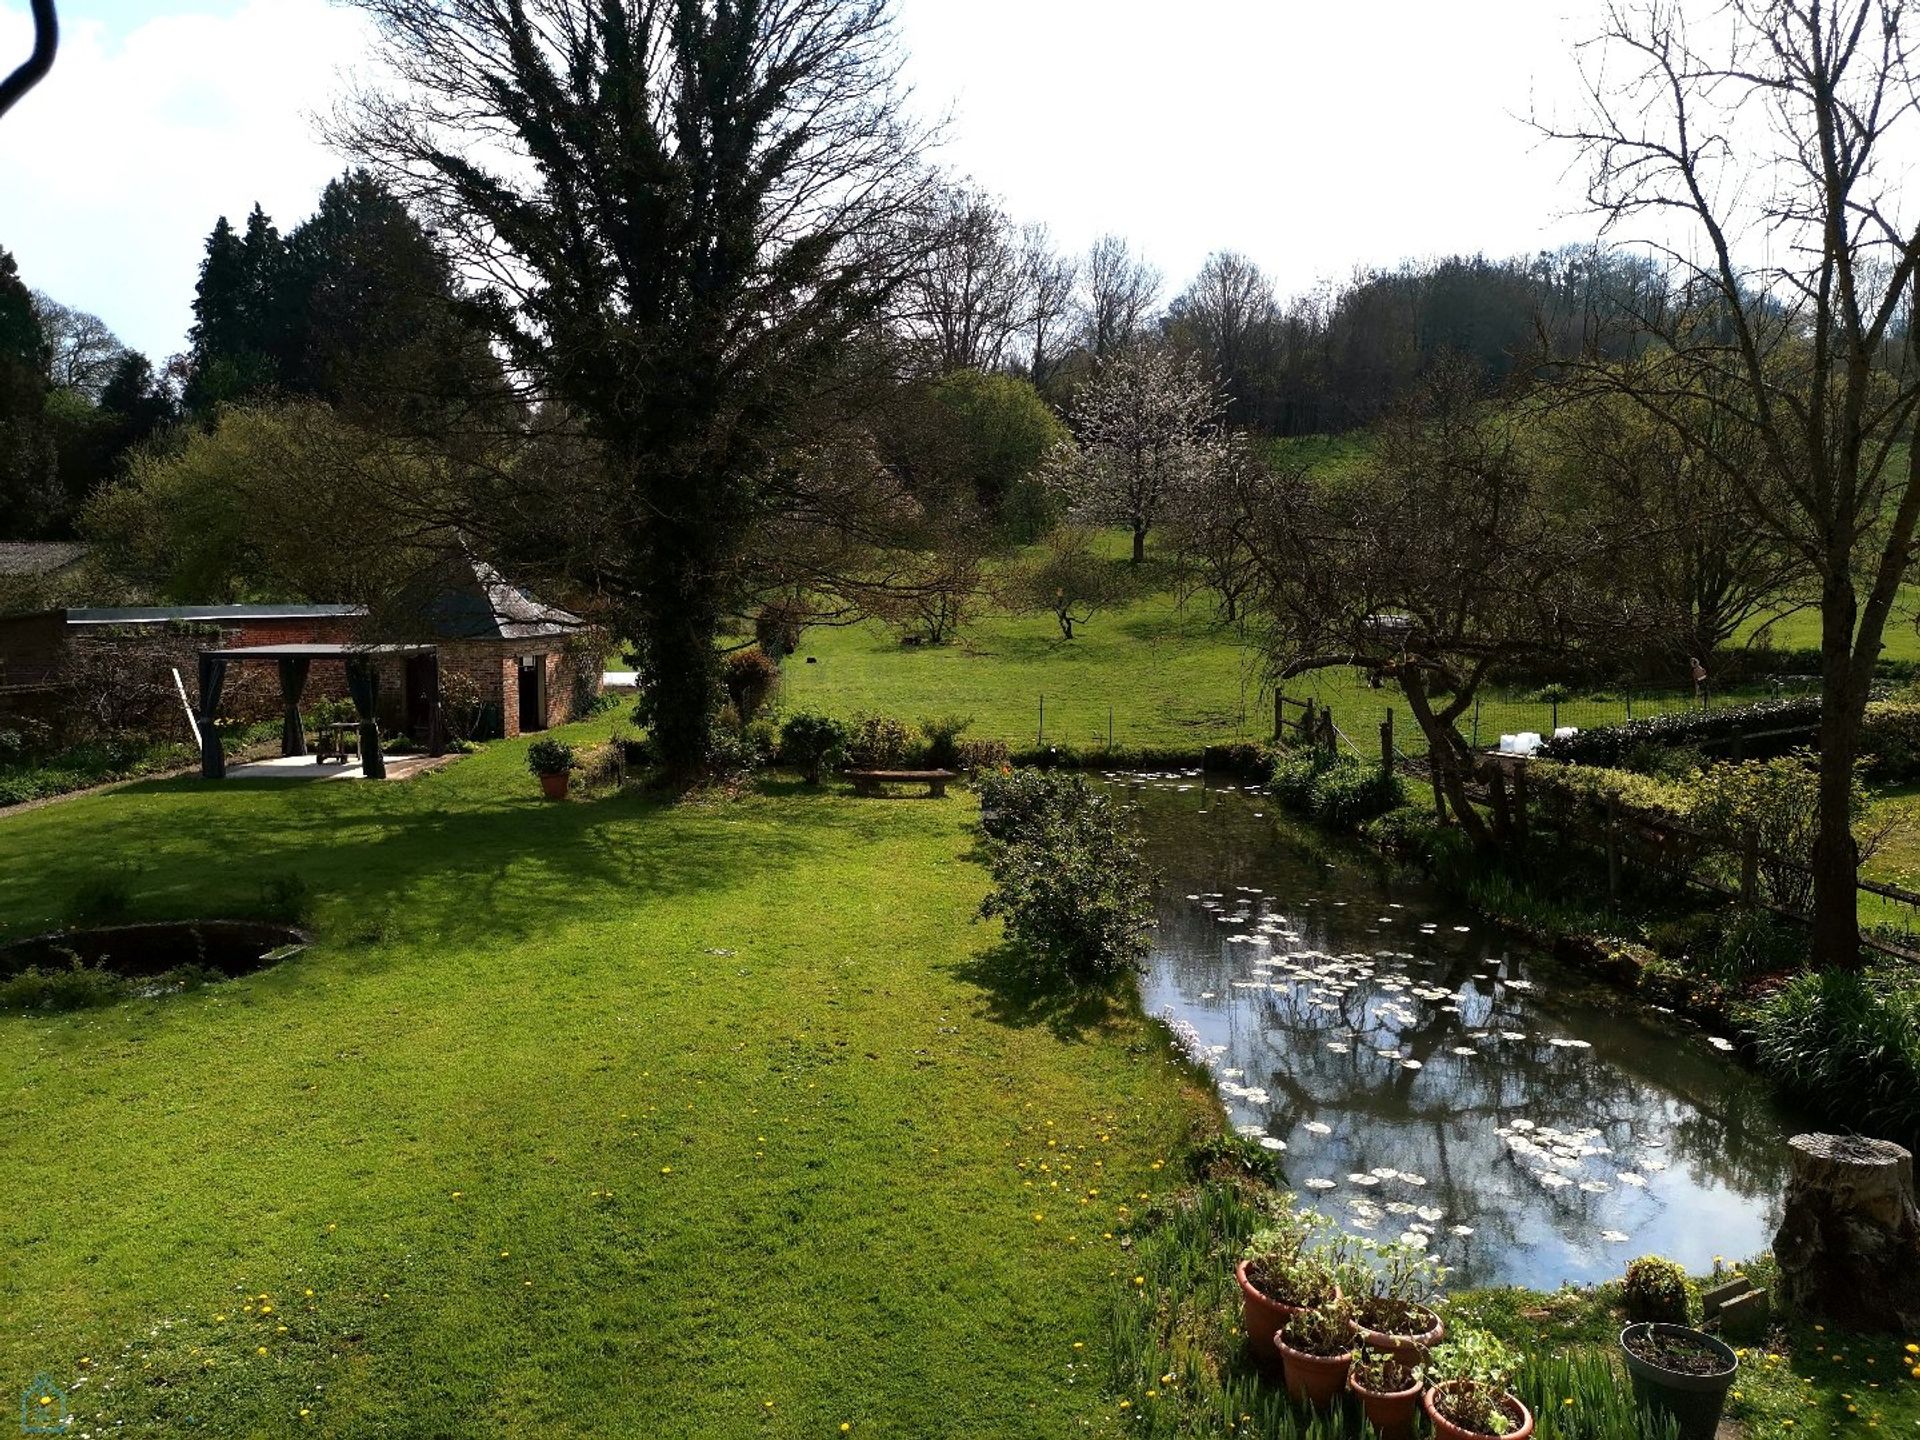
1349, 1367, 1425, 1440
1353, 1300, 1445, 1362
1235, 1261, 1337, 1371
1424, 1383, 1534, 1440
539, 771, 570, 800
1275, 1335, 1354, 1409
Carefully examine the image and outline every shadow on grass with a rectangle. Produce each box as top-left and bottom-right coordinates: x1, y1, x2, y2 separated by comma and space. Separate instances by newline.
950, 939, 1129, 1042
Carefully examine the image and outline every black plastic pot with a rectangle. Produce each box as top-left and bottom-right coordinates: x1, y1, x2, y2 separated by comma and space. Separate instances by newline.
1619, 1323, 1738, 1440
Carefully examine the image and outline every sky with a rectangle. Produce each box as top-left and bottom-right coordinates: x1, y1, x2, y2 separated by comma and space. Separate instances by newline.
0, 0, 1608, 364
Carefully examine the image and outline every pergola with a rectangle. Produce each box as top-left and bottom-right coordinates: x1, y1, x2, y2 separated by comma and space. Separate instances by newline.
196, 643, 443, 781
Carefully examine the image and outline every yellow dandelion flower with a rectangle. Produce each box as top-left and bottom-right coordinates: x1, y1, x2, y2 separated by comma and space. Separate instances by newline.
256, 1346, 268, 1356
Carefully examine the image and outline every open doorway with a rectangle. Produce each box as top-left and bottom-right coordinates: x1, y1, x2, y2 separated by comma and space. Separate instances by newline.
516, 654, 546, 734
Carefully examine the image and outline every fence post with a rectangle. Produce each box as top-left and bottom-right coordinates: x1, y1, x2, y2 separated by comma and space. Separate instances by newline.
1626, 688, 1634, 721
1274, 690, 1283, 743
1472, 695, 1481, 750
1605, 794, 1621, 900
1511, 761, 1531, 844
1108, 705, 1114, 750
1740, 837, 1759, 907
1301, 698, 1317, 746
1552, 697, 1560, 732
1038, 694, 1044, 747
1381, 708, 1394, 776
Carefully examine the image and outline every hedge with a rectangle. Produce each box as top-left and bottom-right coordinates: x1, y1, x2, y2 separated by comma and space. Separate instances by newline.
1538, 696, 1821, 767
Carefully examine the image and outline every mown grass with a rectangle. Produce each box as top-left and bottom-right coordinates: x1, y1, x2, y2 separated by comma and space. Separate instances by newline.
0, 722, 1209, 1438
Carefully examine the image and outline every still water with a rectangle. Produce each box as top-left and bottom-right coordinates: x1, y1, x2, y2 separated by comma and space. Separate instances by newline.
1117, 771, 1794, 1291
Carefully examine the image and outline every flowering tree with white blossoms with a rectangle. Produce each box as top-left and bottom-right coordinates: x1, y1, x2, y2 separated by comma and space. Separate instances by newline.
1045, 344, 1227, 564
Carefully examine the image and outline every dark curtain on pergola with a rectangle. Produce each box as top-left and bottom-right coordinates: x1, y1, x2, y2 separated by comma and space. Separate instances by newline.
196, 654, 228, 780
343, 657, 387, 780
277, 657, 311, 758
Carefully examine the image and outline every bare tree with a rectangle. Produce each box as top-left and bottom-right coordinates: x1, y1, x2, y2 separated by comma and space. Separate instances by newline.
1544, 0, 1920, 967
31, 292, 127, 399
330, 0, 938, 776
894, 183, 1027, 373
1045, 343, 1225, 563
1018, 223, 1078, 387
1078, 234, 1161, 358
1167, 251, 1278, 425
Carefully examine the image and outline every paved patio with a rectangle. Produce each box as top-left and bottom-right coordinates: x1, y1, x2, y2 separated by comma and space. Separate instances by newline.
223, 754, 454, 783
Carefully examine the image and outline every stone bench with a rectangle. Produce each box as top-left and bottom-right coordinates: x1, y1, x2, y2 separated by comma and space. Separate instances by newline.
846, 769, 956, 798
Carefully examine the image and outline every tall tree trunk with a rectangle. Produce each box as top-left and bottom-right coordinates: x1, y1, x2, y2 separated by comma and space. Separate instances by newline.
1811, 564, 1863, 969
636, 537, 725, 781
1131, 523, 1146, 564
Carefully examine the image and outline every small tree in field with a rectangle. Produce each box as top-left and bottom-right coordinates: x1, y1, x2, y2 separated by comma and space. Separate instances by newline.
1003, 528, 1125, 640
1046, 344, 1226, 563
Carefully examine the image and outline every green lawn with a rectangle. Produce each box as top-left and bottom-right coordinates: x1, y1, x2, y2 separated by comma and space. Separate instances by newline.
0, 724, 1203, 1438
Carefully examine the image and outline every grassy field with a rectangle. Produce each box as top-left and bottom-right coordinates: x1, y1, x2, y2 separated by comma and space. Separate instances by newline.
0, 723, 1206, 1438
776, 533, 1821, 759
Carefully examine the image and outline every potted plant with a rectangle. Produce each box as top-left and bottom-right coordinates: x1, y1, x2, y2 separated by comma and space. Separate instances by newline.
1274, 1297, 1356, 1409
1618, 1323, 1738, 1440
1236, 1209, 1342, 1367
1349, 1341, 1425, 1440
527, 738, 576, 799
1423, 1331, 1532, 1440
1351, 1236, 1449, 1361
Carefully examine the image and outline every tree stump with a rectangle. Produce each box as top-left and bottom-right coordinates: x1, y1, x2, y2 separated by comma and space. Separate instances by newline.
1773, 1134, 1920, 1332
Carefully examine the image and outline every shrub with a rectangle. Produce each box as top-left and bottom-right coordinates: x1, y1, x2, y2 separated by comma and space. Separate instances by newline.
954, 737, 1010, 772
1527, 760, 1696, 820
526, 738, 576, 776
1622, 1255, 1691, 1325
721, 648, 781, 724
705, 725, 766, 778
977, 766, 1089, 845
975, 769, 1156, 986
846, 713, 914, 769
0, 961, 126, 1013
1539, 696, 1821, 768
754, 600, 805, 661
917, 714, 973, 769
1363, 803, 1443, 858
1690, 750, 1868, 913
778, 711, 849, 784
1749, 969, 1920, 1146
1861, 699, 1920, 782
1269, 752, 1403, 831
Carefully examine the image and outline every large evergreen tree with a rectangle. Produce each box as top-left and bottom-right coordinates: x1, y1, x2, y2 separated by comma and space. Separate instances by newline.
0, 245, 58, 538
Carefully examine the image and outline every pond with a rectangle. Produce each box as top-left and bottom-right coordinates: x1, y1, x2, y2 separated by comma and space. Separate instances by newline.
1114, 770, 1795, 1291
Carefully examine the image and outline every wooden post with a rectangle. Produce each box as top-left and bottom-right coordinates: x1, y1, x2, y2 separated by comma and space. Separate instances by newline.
1038, 694, 1044, 747
1380, 708, 1394, 776
1321, 709, 1337, 757
1301, 698, 1317, 746
1510, 761, 1530, 844
1774, 1134, 1920, 1331
1741, 836, 1760, 907
1274, 690, 1284, 743
1605, 793, 1621, 899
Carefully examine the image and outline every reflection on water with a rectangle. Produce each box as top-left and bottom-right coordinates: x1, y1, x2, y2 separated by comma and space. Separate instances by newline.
1117, 771, 1793, 1290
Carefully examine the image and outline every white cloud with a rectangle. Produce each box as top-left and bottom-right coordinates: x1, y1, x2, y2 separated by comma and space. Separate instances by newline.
0, 0, 372, 360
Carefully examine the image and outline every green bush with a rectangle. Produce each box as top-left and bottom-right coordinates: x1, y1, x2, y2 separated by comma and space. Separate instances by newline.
1749, 968, 1920, 1147
1622, 1255, 1690, 1325
917, 713, 973, 770
778, 711, 850, 784
705, 725, 766, 778
954, 737, 1010, 771
1268, 752, 1402, 831
1691, 750, 1866, 914
1362, 803, 1443, 857
975, 769, 1156, 986
0, 961, 126, 1013
1541, 696, 1821, 768
526, 738, 576, 776
1528, 760, 1696, 820
257, 872, 313, 926
1861, 699, 1920, 782
721, 647, 781, 723
846, 712, 915, 769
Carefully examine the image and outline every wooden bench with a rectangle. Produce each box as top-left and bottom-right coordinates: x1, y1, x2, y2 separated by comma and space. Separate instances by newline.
313, 722, 360, 766
846, 768, 956, 798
